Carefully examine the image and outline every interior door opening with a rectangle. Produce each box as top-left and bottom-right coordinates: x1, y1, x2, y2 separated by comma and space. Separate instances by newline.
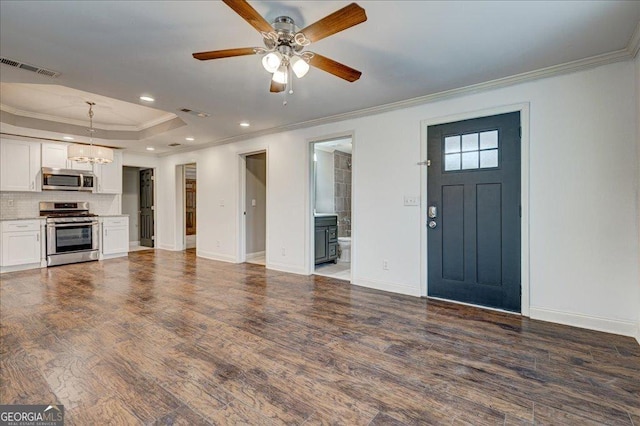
244, 152, 267, 265
311, 137, 352, 281
184, 163, 197, 249
122, 166, 155, 251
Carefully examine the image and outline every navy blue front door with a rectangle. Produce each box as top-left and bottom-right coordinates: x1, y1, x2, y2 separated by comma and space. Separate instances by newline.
427, 112, 521, 312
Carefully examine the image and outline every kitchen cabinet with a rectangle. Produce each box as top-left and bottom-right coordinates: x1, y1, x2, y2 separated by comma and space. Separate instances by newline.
41, 143, 93, 170
315, 215, 338, 265
0, 139, 41, 192
94, 150, 122, 194
101, 216, 129, 257
1, 220, 43, 272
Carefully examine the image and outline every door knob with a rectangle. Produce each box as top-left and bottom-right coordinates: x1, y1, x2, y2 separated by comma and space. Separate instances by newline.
428, 220, 437, 229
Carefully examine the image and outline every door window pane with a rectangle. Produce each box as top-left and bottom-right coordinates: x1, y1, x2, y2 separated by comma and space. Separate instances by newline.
461, 133, 478, 152
444, 153, 461, 171
480, 149, 498, 168
462, 151, 479, 169
480, 130, 498, 149
444, 136, 461, 153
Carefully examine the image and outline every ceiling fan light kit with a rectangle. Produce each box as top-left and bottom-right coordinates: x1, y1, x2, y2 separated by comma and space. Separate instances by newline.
193, 0, 367, 95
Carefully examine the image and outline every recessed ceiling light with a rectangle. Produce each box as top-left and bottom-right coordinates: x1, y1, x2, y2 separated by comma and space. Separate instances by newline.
239, 122, 250, 127
63, 136, 74, 140
185, 137, 195, 141
139, 95, 155, 102
146, 147, 155, 151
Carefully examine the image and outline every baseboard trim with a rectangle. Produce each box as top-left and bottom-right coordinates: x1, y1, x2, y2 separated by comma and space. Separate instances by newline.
266, 261, 307, 275
101, 252, 128, 260
352, 277, 421, 297
0, 262, 43, 274
197, 250, 236, 263
157, 244, 176, 251
636, 322, 640, 345
529, 307, 637, 338
129, 240, 140, 247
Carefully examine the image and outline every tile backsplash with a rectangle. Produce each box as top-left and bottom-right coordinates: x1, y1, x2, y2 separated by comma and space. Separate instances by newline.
0, 191, 120, 219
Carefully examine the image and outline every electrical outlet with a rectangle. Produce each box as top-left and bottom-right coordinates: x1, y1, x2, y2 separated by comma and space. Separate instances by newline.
281, 247, 286, 256
219, 200, 225, 207
216, 240, 220, 248
383, 259, 389, 270
251, 199, 256, 207
403, 196, 419, 206
7, 199, 14, 207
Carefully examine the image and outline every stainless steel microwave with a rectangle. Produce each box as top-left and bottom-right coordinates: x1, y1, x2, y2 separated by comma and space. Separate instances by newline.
41, 167, 96, 192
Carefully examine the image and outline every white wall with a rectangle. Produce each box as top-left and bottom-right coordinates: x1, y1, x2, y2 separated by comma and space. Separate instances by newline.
156, 59, 639, 337
315, 149, 335, 213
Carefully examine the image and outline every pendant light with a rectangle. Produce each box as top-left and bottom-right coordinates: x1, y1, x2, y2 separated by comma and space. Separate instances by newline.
67, 101, 114, 164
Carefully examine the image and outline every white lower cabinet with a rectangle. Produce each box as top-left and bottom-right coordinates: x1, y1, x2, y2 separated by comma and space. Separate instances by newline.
1, 220, 44, 272
101, 217, 129, 258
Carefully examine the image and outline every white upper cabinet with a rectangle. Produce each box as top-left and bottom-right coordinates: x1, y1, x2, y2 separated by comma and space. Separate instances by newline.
0, 139, 41, 192
41, 143, 68, 169
95, 150, 122, 194
41, 143, 93, 171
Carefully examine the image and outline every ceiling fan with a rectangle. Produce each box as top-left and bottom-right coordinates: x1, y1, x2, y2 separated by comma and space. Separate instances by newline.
193, 0, 367, 94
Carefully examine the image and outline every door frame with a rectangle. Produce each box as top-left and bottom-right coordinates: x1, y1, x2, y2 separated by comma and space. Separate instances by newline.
121, 164, 157, 249
238, 149, 268, 264
306, 131, 356, 277
420, 103, 530, 316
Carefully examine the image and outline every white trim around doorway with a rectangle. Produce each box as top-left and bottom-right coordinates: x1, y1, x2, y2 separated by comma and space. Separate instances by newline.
306, 131, 356, 279
237, 148, 269, 265
420, 102, 531, 317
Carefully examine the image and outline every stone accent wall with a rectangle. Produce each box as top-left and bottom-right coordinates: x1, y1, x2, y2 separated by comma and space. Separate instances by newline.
334, 151, 352, 237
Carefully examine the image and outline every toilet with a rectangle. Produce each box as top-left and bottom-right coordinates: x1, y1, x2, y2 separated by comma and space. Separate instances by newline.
338, 237, 351, 263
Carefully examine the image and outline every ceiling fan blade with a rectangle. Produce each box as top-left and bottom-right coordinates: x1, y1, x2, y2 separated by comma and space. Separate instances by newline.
308, 53, 361, 82
222, 0, 273, 34
270, 80, 285, 93
298, 3, 367, 44
192, 47, 257, 61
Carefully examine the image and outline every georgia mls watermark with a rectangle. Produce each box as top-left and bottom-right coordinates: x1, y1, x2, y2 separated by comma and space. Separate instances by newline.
0, 405, 64, 426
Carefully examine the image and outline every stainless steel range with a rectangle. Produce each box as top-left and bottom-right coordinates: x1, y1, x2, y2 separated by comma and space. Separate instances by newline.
40, 202, 99, 266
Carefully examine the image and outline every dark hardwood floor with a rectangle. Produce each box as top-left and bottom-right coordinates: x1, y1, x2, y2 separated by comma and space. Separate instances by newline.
1, 250, 638, 425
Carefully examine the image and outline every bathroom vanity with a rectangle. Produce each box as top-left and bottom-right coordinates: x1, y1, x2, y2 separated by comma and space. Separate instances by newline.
314, 214, 338, 265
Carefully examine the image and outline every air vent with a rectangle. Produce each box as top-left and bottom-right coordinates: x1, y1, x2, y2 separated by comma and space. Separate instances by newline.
168, 143, 182, 147
178, 108, 210, 118
0, 57, 61, 78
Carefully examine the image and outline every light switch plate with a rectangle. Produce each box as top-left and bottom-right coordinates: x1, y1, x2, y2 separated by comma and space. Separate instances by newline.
404, 196, 419, 206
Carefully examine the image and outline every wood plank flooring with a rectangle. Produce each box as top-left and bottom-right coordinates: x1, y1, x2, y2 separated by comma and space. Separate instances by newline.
1, 249, 638, 425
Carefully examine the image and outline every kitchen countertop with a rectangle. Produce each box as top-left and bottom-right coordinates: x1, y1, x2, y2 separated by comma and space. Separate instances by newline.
314, 213, 338, 217
0, 217, 45, 222
99, 214, 128, 218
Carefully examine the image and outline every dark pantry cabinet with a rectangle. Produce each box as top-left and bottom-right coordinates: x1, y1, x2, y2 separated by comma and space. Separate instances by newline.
315, 215, 338, 265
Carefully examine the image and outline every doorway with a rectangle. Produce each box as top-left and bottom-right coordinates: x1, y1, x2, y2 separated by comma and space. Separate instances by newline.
426, 112, 521, 312
139, 168, 155, 248
243, 152, 266, 265
122, 166, 155, 251
184, 164, 197, 249
311, 137, 352, 281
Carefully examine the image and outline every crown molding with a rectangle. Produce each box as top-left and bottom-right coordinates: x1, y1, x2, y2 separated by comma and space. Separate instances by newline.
163, 46, 635, 157
0, 103, 176, 131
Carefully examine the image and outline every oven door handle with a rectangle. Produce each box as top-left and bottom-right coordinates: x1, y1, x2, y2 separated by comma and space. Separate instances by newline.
47, 222, 99, 228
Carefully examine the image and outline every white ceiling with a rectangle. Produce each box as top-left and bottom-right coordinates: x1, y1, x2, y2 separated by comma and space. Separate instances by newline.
0, 1, 639, 155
